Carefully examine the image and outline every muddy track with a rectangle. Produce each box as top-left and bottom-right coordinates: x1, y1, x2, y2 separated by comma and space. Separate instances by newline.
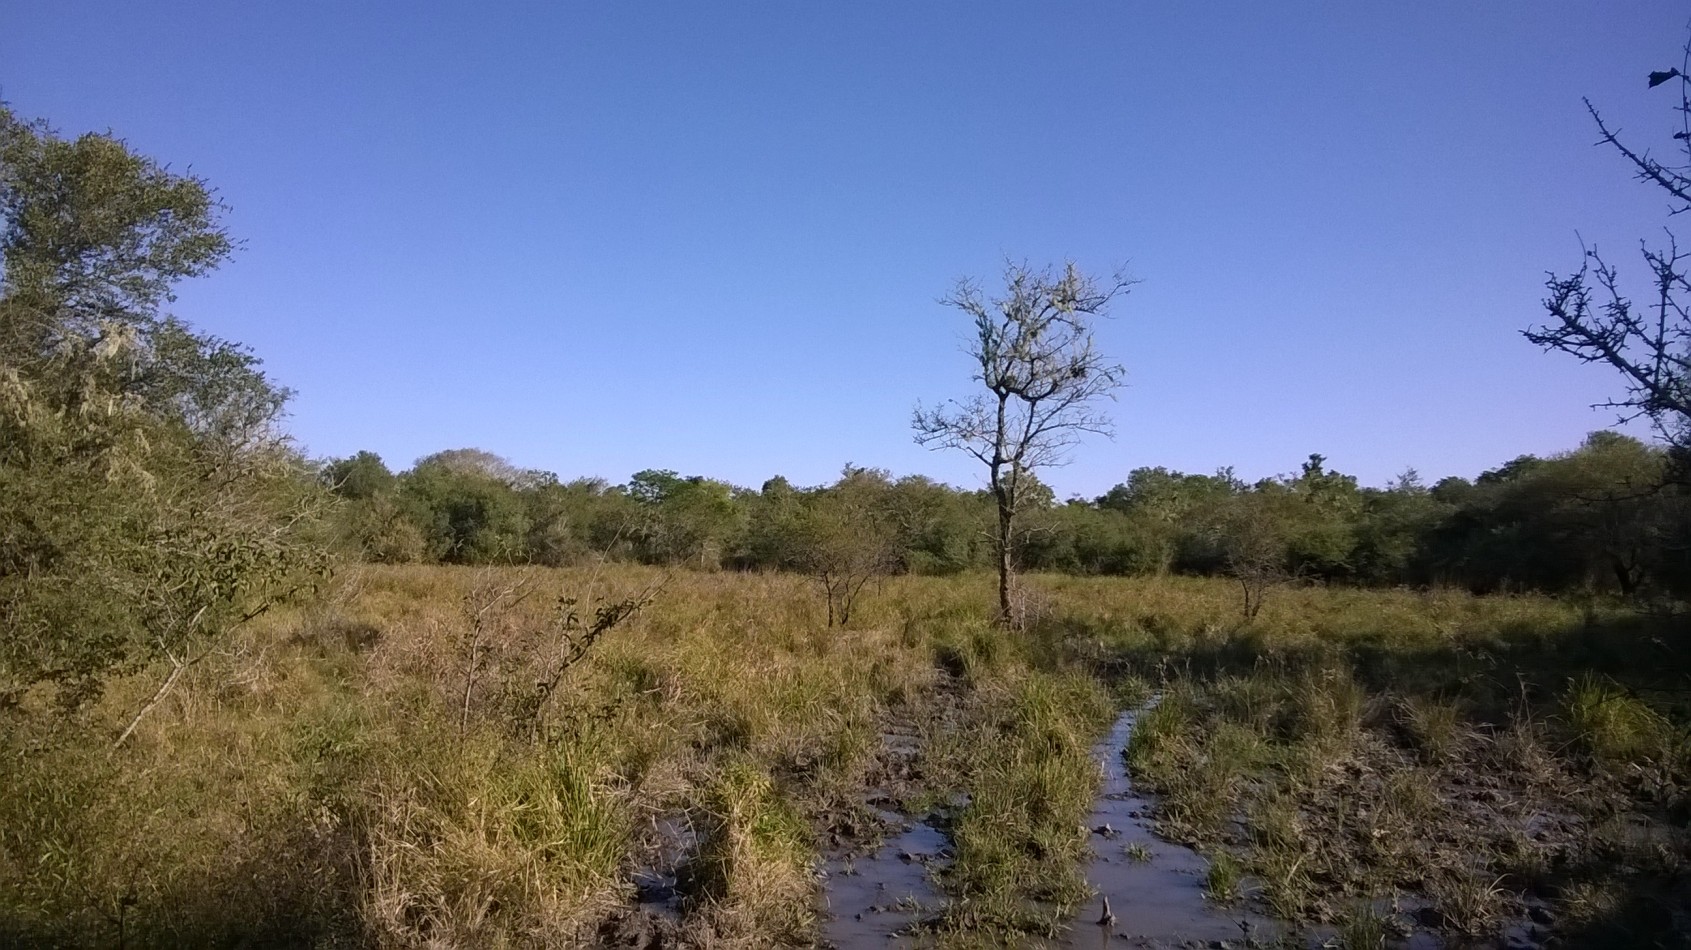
1057, 702, 1278, 949
816, 697, 1278, 949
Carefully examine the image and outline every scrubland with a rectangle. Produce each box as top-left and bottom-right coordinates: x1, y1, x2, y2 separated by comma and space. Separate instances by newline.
3, 567, 1687, 948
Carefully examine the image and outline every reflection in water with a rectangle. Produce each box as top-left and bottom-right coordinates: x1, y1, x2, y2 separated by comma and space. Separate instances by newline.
819, 811, 948, 948
816, 703, 1553, 949
1056, 703, 1274, 949
816, 706, 1271, 949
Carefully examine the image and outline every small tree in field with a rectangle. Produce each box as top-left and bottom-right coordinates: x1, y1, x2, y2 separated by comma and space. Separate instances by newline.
1216, 491, 1292, 622
785, 467, 900, 627
914, 261, 1132, 625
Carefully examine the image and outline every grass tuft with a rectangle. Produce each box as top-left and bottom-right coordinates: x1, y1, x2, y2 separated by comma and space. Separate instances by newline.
1203, 850, 1243, 903
1564, 674, 1675, 770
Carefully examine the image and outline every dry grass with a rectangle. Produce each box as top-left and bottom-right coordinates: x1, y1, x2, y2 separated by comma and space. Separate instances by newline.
1116, 604, 1691, 945
1, 566, 1686, 947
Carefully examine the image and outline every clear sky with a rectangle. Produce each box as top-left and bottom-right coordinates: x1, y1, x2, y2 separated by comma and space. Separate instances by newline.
3, 3, 1686, 497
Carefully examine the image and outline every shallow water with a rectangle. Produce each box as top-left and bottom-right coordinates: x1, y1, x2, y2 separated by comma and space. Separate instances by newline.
814, 704, 1560, 949
818, 809, 948, 948
630, 813, 696, 923
815, 703, 1275, 949
1054, 703, 1275, 949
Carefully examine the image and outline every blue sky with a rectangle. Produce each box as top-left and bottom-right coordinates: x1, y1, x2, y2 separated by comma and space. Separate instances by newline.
4, 3, 1686, 497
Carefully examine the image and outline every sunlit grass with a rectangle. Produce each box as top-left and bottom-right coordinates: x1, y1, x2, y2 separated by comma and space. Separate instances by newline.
1, 566, 1683, 946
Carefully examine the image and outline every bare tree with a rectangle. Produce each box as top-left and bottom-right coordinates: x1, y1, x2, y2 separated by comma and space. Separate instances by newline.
913, 261, 1132, 625
455, 565, 661, 739
1527, 32, 1691, 453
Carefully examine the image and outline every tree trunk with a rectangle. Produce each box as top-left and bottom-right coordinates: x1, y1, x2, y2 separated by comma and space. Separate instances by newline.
996, 494, 1014, 626
1612, 554, 1640, 597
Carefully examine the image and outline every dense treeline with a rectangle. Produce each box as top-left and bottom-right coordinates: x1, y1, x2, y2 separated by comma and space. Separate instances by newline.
322, 432, 1691, 600
4, 89, 1688, 715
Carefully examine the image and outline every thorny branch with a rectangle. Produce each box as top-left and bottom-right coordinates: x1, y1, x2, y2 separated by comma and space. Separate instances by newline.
1528, 34, 1691, 452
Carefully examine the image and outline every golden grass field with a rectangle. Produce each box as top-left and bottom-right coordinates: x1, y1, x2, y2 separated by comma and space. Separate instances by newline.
2, 566, 1686, 948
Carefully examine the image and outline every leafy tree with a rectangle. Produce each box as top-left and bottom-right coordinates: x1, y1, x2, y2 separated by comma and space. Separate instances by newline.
914, 261, 1132, 623
1478, 455, 1545, 486
1215, 491, 1293, 621
1420, 433, 1681, 596
0, 106, 232, 376
322, 450, 398, 500
1556, 432, 1674, 596
1097, 467, 1242, 574
1352, 470, 1449, 586
735, 475, 803, 570
0, 104, 329, 728
520, 475, 617, 566
782, 467, 901, 626
1430, 475, 1477, 507
1019, 502, 1151, 576
626, 469, 742, 568
340, 494, 427, 564
883, 475, 990, 575
400, 450, 530, 563
320, 451, 426, 562
1280, 454, 1363, 581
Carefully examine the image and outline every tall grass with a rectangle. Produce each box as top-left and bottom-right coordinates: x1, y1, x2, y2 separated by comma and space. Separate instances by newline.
1, 566, 1683, 946
941, 671, 1113, 936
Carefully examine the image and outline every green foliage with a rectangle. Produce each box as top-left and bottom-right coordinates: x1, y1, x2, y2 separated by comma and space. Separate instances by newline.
321, 450, 396, 501
1203, 850, 1243, 902
881, 474, 990, 575
0, 104, 329, 710
945, 670, 1114, 933
776, 467, 902, 625
0, 106, 230, 364
339, 495, 427, 564
1280, 454, 1363, 579
1351, 471, 1448, 584
627, 468, 742, 567
1424, 433, 1685, 595
1565, 675, 1678, 770
1214, 490, 1294, 620
399, 450, 531, 564
520, 476, 618, 566
315, 430, 1691, 613
1092, 466, 1242, 574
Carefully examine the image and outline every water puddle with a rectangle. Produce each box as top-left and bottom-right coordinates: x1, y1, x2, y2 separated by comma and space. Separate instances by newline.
819, 808, 949, 947
631, 813, 697, 923
1056, 702, 1277, 949
816, 704, 1555, 949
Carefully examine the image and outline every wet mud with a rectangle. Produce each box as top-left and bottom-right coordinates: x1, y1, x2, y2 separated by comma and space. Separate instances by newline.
597, 813, 698, 948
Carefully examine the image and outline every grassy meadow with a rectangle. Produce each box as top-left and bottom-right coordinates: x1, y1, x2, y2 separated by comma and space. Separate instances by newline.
3, 567, 1688, 948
